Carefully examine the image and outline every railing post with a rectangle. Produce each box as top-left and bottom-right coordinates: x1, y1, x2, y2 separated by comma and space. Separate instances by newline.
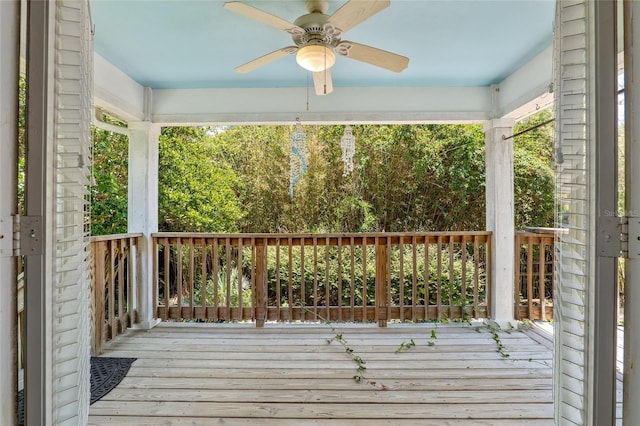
255, 238, 267, 327
375, 236, 388, 327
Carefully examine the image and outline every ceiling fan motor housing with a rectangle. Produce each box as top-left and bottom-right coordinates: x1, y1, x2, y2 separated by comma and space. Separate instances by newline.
292, 13, 342, 49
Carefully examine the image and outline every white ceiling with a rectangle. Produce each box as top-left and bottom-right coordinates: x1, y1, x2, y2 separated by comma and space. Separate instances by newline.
90, 0, 555, 90
89, 0, 556, 124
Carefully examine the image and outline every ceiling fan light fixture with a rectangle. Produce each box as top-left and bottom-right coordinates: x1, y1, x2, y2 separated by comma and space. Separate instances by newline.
296, 44, 335, 72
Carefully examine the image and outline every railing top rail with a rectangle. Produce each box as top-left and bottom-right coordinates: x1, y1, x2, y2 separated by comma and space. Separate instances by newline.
152, 231, 492, 239
521, 227, 568, 234
90, 232, 144, 243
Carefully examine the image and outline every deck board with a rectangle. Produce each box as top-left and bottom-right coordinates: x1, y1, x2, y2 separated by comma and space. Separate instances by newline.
88, 322, 554, 425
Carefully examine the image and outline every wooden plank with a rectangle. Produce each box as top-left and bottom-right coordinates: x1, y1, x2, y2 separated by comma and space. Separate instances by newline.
110, 376, 551, 391
121, 358, 550, 370
89, 401, 554, 419
102, 349, 552, 362
100, 388, 553, 404
89, 417, 554, 426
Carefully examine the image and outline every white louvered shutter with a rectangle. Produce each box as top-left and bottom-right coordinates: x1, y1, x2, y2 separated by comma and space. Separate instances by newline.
51, 1, 93, 423
554, 0, 594, 424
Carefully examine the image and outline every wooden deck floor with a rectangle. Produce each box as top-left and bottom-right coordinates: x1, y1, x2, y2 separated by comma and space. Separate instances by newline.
88, 322, 555, 425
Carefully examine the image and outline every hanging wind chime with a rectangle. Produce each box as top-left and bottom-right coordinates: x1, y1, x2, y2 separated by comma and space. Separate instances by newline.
340, 125, 355, 176
289, 118, 308, 198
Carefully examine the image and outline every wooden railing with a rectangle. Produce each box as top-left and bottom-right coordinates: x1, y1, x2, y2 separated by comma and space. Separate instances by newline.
515, 230, 556, 320
91, 233, 142, 354
152, 232, 491, 326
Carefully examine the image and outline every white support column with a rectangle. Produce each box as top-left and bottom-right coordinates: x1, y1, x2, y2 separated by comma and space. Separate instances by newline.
624, 1, 640, 423
484, 118, 516, 327
0, 1, 19, 424
128, 121, 161, 329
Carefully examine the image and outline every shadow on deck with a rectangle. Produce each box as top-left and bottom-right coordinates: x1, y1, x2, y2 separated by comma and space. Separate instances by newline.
88, 322, 555, 425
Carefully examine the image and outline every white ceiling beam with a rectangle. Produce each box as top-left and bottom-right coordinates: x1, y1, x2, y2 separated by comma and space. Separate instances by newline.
150, 86, 493, 125
94, 53, 145, 122
497, 46, 554, 120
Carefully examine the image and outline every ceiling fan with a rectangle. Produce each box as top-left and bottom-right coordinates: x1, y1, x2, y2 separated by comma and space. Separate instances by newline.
223, 0, 410, 96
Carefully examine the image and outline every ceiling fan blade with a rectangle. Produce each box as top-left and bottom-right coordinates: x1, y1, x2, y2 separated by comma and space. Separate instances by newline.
329, 0, 390, 33
224, 2, 300, 32
235, 47, 298, 73
313, 69, 333, 96
338, 41, 409, 73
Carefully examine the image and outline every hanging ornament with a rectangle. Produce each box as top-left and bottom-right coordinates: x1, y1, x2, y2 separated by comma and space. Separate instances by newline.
289, 118, 308, 198
340, 125, 355, 176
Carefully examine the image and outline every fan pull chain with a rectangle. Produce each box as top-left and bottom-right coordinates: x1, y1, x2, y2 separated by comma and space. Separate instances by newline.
306, 73, 310, 111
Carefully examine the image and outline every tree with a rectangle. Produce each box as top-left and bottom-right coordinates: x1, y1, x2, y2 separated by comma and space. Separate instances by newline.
512, 109, 555, 228
90, 117, 129, 236
158, 127, 243, 232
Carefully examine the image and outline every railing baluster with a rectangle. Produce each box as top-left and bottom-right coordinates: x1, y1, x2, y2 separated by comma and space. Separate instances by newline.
108, 240, 116, 339
448, 236, 454, 319
212, 237, 219, 322
539, 237, 546, 321
514, 233, 522, 320
238, 236, 244, 321
176, 238, 183, 319
473, 235, 480, 318
225, 237, 232, 321
127, 237, 134, 327
163, 238, 170, 320
375, 236, 388, 327
199, 238, 206, 320
527, 236, 534, 319
188, 238, 195, 318
436, 236, 442, 320
276, 237, 281, 320
300, 239, 306, 321
313, 237, 318, 320
255, 238, 266, 327
337, 236, 343, 322
349, 236, 355, 322
117, 238, 125, 333
93, 241, 106, 354
152, 237, 158, 321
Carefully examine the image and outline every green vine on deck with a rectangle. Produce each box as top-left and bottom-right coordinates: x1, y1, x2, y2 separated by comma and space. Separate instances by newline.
396, 324, 438, 353
478, 320, 512, 358
295, 304, 388, 390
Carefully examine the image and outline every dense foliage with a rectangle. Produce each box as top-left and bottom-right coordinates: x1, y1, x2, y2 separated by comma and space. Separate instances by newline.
90, 111, 555, 235
91, 118, 129, 236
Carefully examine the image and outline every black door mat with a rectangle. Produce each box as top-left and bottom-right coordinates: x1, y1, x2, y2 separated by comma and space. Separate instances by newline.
17, 356, 136, 424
